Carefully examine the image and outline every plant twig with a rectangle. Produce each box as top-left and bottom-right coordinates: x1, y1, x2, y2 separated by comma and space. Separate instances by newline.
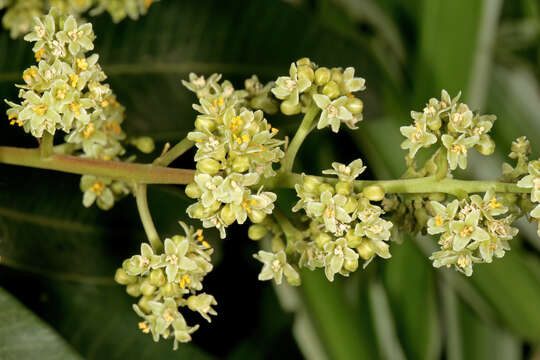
153, 138, 194, 167
135, 183, 163, 253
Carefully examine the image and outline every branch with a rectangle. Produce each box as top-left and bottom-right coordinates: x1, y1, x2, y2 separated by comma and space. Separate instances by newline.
0, 146, 195, 184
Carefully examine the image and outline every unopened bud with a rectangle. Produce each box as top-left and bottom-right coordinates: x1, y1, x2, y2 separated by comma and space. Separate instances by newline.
133, 136, 155, 154
363, 185, 385, 201
185, 182, 202, 199
197, 158, 220, 175
345, 98, 363, 114
280, 100, 302, 115
115, 268, 137, 285
248, 224, 268, 240
322, 81, 340, 99
314, 67, 331, 85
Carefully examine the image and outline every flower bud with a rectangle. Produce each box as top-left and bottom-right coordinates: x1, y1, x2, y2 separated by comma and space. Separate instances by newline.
140, 279, 156, 296
427, 116, 441, 131
126, 283, 141, 297
286, 271, 301, 286
345, 232, 362, 248
115, 268, 137, 285
232, 155, 250, 173
189, 203, 205, 219
335, 181, 352, 196
344, 259, 359, 272
280, 100, 302, 115
185, 182, 202, 199
160, 283, 180, 297
197, 158, 220, 175
315, 232, 332, 249
195, 116, 216, 132
319, 183, 335, 195
138, 296, 152, 313
314, 67, 331, 85
296, 57, 312, 66
251, 96, 278, 115
133, 136, 155, 154
297, 65, 314, 82
322, 81, 340, 99
362, 185, 385, 201
474, 135, 495, 155
149, 269, 167, 287
303, 176, 322, 193
272, 236, 286, 253
207, 200, 221, 214
345, 98, 363, 114
357, 240, 375, 260
330, 69, 343, 84
121, 259, 140, 277
343, 197, 358, 213
248, 224, 268, 240
249, 209, 267, 224
220, 204, 236, 226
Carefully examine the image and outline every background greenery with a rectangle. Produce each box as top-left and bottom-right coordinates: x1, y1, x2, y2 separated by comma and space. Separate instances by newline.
1, 0, 540, 359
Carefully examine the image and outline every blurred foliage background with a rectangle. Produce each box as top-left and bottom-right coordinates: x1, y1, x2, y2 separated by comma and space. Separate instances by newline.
1, 0, 540, 359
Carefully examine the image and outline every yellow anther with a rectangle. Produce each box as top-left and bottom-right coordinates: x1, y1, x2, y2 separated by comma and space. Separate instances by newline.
69, 74, 79, 87
271, 127, 279, 135
435, 215, 444, 227
217, 97, 224, 106
233, 134, 242, 144
446, 264, 451, 268
229, 116, 243, 131
459, 225, 473, 238
201, 240, 211, 249
489, 198, 502, 209
346, 93, 355, 98
23, 68, 38, 83
241, 133, 250, 143
76, 58, 88, 71
32, 104, 47, 115
195, 139, 204, 143
70, 102, 82, 116
56, 88, 66, 100
242, 201, 252, 214
89, 180, 104, 196
144, 0, 154, 8
35, 49, 46, 62
490, 243, 498, 250
82, 123, 95, 139
105, 121, 122, 134
179, 274, 191, 289
138, 321, 150, 334
8, 114, 23, 127
103, 156, 111, 161
457, 256, 469, 268
450, 143, 466, 155
101, 99, 109, 107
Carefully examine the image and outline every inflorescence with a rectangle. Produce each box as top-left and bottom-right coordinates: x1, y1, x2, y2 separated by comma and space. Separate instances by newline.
1, 0, 156, 38
4, 8, 540, 350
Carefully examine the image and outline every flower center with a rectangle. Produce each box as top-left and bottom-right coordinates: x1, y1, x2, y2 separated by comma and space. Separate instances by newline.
271, 259, 281, 272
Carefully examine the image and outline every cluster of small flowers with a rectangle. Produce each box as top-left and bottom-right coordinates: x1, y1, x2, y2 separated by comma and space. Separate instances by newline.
400, 90, 497, 170
271, 58, 366, 133
427, 190, 519, 276
114, 222, 217, 350
517, 159, 540, 235
5, 10, 149, 210
252, 160, 394, 285
0, 0, 156, 38
182, 73, 283, 238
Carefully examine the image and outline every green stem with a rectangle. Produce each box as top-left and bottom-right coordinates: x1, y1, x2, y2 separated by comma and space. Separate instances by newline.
273, 208, 303, 254
135, 183, 163, 253
40, 132, 54, 158
264, 172, 528, 196
0, 146, 528, 196
0, 146, 195, 184
281, 104, 320, 172
153, 138, 194, 167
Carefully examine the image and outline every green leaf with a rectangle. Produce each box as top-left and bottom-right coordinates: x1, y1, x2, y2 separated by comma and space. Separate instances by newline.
301, 270, 377, 360
0, 166, 218, 281
0, 286, 82, 360
0, 272, 213, 360
382, 238, 440, 360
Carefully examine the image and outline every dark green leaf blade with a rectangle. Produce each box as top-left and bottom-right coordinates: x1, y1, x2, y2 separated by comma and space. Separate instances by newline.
0, 286, 82, 360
